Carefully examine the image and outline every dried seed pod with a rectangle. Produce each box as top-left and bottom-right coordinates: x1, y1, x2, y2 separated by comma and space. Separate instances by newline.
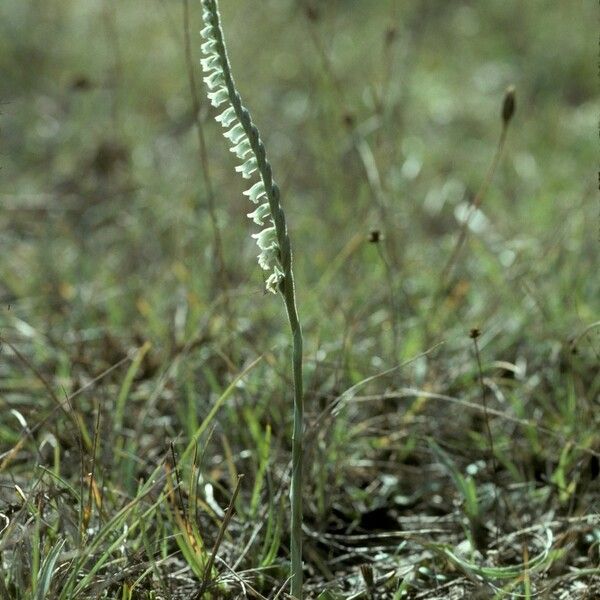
502, 85, 516, 125
368, 230, 382, 244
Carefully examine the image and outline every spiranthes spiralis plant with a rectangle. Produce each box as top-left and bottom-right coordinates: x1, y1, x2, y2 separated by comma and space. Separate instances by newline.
199, 1, 305, 598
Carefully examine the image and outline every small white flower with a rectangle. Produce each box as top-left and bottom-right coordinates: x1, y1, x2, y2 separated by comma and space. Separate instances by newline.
258, 247, 279, 271
201, 40, 217, 55
252, 226, 278, 251
204, 70, 225, 90
200, 55, 220, 72
265, 266, 284, 293
224, 123, 245, 143
215, 106, 237, 127
235, 157, 258, 179
247, 202, 271, 226
243, 181, 266, 203
253, 225, 282, 279
230, 138, 251, 159
200, 25, 214, 40
207, 87, 228, 107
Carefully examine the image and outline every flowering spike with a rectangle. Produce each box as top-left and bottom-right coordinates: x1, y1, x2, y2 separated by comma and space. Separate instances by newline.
200, 0, 285, 294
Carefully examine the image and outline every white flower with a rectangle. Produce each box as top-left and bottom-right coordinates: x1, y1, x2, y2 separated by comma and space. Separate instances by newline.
258, 247, 279, 272
252, 226, 278, 251
265, 265, 284, 293
224, 123, 245, 143
201, 40, 217, 55
200, 25, 214, 40
235, 157, 258, 179
200, 55, 220, 72
207, 87, 228, 107
230, 138, 251, 159
215, 106, 237, 127
253, 224, 284, 293
203, 70, 225, 90
247, 202, 271, 226
243, 181, 266, 204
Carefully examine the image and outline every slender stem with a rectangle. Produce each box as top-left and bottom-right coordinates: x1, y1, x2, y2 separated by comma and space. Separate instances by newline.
426, 122, 509, 345
375, 242, 399, 362
284, 278, 304, 599
438, 125, 508, 289
472, 332, 499, 546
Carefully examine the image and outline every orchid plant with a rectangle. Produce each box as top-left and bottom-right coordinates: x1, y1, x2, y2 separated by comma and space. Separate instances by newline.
200, 1, 305, 597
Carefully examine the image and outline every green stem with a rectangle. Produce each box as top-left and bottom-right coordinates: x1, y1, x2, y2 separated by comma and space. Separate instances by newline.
285, 281, 304, 599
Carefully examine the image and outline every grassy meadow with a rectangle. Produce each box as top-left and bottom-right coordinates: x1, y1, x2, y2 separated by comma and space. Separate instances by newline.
0, 0, 598, 598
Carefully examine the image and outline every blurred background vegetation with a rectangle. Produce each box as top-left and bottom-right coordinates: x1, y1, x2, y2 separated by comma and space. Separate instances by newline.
0, 0, 598, 597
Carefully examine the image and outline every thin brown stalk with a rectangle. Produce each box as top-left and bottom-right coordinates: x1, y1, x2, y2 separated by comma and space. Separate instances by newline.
471, 329, 499, 544
438, 87, 516, 292
83, 408, 102, 532
438, 126, 509, 288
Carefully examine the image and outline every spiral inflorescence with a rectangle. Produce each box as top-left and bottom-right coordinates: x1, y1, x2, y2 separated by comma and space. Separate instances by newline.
200, 0, 286, 293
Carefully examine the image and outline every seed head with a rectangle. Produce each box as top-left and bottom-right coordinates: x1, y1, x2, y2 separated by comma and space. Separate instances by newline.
469, 327, 481, 340
368, 230, 382, 244
502, 86, 516, 125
